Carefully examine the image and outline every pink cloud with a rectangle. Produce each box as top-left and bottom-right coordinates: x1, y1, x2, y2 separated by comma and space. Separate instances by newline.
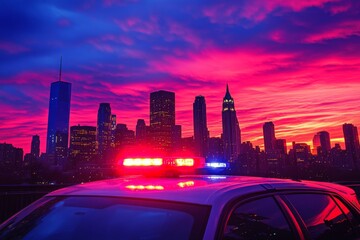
149, 48, 296, 82
305, 20, 360, 43
203, 0, 339, 23
327, 1, 352, 14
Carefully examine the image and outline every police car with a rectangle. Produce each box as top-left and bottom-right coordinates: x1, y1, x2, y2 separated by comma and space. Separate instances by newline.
1, 157, 360, 240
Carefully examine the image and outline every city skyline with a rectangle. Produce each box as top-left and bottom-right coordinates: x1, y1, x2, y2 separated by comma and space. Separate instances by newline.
1, 81, 357, 156
1, 0, 360, 153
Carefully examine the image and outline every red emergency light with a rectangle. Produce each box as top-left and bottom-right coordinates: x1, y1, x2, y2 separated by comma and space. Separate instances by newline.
119, 156, 204, 177
123, 158, 163, 166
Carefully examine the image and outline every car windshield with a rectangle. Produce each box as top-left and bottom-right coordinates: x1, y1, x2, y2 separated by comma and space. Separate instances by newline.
0, 196, 210, 240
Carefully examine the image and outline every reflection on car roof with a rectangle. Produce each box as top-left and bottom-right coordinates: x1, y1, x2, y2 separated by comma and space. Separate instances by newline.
47, 175, 355, 205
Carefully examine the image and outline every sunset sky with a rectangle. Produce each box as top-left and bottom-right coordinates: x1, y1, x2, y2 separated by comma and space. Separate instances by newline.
1, 0, 360, 154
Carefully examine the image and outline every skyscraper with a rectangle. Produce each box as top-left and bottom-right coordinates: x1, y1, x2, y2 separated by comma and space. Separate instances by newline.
110, 114, 116, 147
31, 135, 40, 158
97, 103, 111, 160
114, 124, 135, 150
222, 85, 241, 163
69, 125, 97, 165
150, 90, 175, 151
317, 131, 331, 154
343, 123, 360, 169
263, 122, 276, 154
136, 119, 147, 142
193, 96, 209, 157
312, 133, 321, 155
275, 139, 287, 155
46, 57, 71, 165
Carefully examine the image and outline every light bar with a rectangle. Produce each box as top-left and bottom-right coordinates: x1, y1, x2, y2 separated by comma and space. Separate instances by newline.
126, 185, 164, 190
123, 158, 163, 166
206, 162, 227, 168
175, 158, 194, 167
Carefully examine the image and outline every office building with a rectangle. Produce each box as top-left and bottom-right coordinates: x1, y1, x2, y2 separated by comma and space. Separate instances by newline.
343, 123, 360, 169
46, 58, 71, 165
97, 103, 112, 160
263, 122, 276, 154
193, 96, 209, 157
150, 90, 175, 151
69, 125, 97, 165
222, 85, 241, 163
31, 135, 40, 158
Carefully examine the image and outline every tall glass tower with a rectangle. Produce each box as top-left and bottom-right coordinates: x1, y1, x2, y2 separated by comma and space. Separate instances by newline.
31, 135, 40, 158
150, 90, 175, 151
193, 96, 208, 157
97, 103, 112, 160
343, 123, 360, 169
222, 85, 241, 163
263, 122, 276, 154
46, 58, 71, 165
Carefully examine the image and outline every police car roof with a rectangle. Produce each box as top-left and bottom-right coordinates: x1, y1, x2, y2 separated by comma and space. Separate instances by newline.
47, 175, 354, 205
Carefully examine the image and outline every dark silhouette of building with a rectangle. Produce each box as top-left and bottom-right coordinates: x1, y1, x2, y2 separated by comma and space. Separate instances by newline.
46, 57, 71, 166
263, 122, 276, 154
150, 90, 175, 151
291, 142, 311, 166
97, 103, 112, 161
0, 143, 23, 171
114, 124, 135, 151
178, 137, 196, 154
69, 125, 97, 165
275, 139, 287, 155
329, 144, 348, 169
207, 137, 224, 161
222, 85, 241, 163
110, 114, 116, 148
172, 125, 182, 150
313, 131, 331, 155
312, 133, 321, 155
31, 135, 40, 158
343, 123, 360, 170
193, 96, 209, 157
136, 119, 149, 142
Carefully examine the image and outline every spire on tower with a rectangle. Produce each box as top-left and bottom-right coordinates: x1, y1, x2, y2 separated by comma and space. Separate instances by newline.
224, 84, 232, 99
59, 56, 62, 82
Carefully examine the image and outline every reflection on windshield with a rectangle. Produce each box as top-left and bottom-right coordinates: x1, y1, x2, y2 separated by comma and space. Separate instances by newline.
0, 196, 210, 240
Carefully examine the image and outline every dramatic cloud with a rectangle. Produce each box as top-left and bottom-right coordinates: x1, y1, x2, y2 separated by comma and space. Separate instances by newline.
0, 0, 359, 154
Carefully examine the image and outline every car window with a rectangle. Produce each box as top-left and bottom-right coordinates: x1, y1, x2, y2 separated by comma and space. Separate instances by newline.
223, 196, 294, 240
334, 197, 360, 230
286, 194, 354, 240
0, 196, 210, 240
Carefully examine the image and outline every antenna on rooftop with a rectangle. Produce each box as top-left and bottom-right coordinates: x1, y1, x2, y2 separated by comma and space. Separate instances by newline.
59, 56, 62, 82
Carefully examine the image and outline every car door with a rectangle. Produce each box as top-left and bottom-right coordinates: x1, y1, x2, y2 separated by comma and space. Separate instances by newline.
281, 192, 360, 240
219, 194, 303, 240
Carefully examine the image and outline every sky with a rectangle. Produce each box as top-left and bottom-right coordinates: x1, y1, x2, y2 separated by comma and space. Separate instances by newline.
0, 0, 360, 154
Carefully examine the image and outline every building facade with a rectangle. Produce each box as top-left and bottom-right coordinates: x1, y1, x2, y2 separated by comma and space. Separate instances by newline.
46, 78, 71, 165
69, 125, 97, 165
97, 103, 112, 161
222, 85, 241, 163
263, 122, 276, 154
31, 135, 40, 158
343, 123, 360, 170
193, 96, 209, 157
150, 90, 175, 152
